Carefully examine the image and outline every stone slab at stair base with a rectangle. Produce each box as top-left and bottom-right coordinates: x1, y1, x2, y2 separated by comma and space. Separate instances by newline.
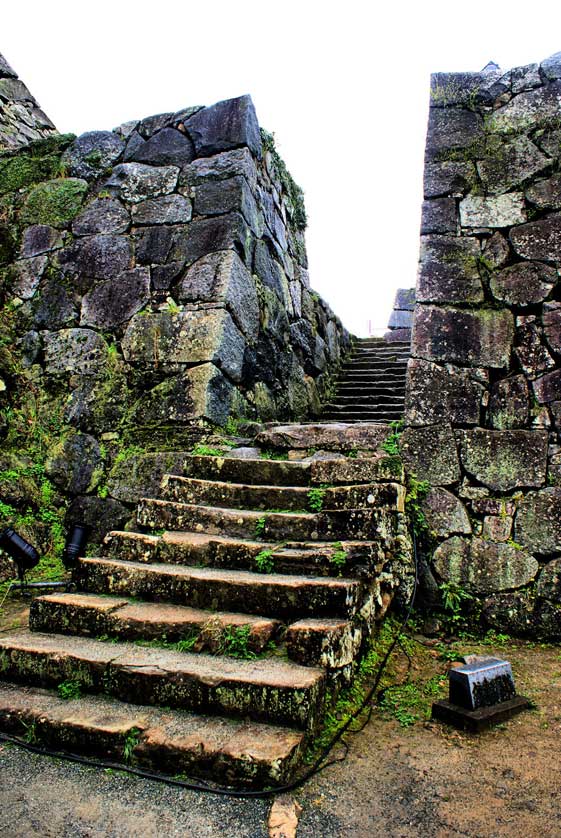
0, 683, 305, 787
431, 696, 530, 732
0, 632, 326, 730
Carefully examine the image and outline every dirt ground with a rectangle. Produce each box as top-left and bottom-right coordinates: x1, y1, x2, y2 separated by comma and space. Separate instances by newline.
1, 593, 560, 838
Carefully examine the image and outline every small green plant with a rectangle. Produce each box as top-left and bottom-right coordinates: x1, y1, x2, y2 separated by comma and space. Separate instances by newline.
220, 625, 257, 659
259, 449, 289, 461
21, 719, 38, 744
97, 484, 109, 499
254, 548, 275, 573
307, 487, 326, 513
254, 516, 267, 538
122, 726, 141, 763
439, 580, 474, 633
329, 542, 347, 570
224, 416, 243, 436
57, 679, 82, 700
405, 475, 430, 535
382, 420, 403, 456
191, 444, 224, 457
346, 447, 359, 459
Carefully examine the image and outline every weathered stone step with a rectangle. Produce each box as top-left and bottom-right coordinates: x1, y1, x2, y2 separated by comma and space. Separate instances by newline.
183, 453, 402, 487
136, 500, 401, 544
30, 593, 279, 653
137, 497, 320, 540
74, 557, 364, 619
286, 618, 363, 669
337, 372, 407, 383
330, 392, 405, 402
161, 475, 405, 513
0, 683, 305, 787
322, 413, 403, 422
324, 402, 405, 412
335, 386, 405, 397
341, 362, 408, 372
0, 632, 326, 730
255, 422, 392, 452
184, 454, 312, 487
103, 531, 388, 577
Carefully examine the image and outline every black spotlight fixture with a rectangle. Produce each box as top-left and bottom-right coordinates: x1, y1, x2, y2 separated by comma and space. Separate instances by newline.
62, 523, 89, 570
0, 527, 40, 582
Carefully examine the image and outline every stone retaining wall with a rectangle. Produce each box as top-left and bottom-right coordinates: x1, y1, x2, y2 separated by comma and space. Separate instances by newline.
404, 53, 561, 638
0, 52, 56, 149
0, 80, 350, 560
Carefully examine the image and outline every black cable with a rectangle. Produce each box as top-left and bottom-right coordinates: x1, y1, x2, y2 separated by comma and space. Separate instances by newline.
0, 531, 419, 799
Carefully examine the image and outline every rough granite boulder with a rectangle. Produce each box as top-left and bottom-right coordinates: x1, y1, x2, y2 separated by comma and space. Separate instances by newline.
399, 424, 461, 485
459, 193, 526, 228
433, 536, 539, 594
488, 375, 529, 429
124, 128, 195, 167
412, 306, 514, 368
510, 214, 561, 261
184, 95, 262, 159
404, 358, 482, 426
457, 428, 548, 491
45, 431, 103, 495
417, 235, 483, 304
490, 261, 557, 307
421, 488, 471, 538
62, 131, 125, 178
80, 267, 151, 328
43, 329, 111, 378
72, 198, 130, 236
104, 163, 178, 203
515, 488, 561, 554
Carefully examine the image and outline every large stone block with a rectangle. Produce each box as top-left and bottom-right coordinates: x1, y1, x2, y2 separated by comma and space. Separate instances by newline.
176, 250, 259, 340
20, 225, 63, 258
393, 288, 416, 310
122, 308, 246, 383
425, 107, 484, 159
43, 329, 111, 378
80, 267, 151, 329
430, 69, 510, 108
21, 178, 88, 229
107, 451, 192, 504
72, 197, 130, 236
476, 136, 548, 196
62, 131, 125, 178
179, 148, 258, 192
66, 496, 130, 545
489, 375, 529, 429
171, 212, 253, 268
417, 235, 483, 304
543, 303, 561, 354
421, 487, 471, 538
433, 536, 539, 594
104, 162, 178, 203
515, 316, 555, 378
510, 214, 561, 261
193, 176, 260, 234
10, 255, 48, 300
486, 81, 561, 134
404, 358, 482, 426
131, 195, 192, 226
490, 261, 556, 307
516, 488, 561, 554
184, 95, 262, 159
457, 429, 548, 491
532, 369, 561, 404
412, 306, 514, 368
423, 160, 476, 198
124, 128, 195, 167
58, 234, 133, 287
400, 424, 460, 485
526, 174, 561, 209
45, 431, 103, 495
420, 198, 457, 234
481, 231, 510, 268
459, 193, 526, 228
536, 559, 561, 601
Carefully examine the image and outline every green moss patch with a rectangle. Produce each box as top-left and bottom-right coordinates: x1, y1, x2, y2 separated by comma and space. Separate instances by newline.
21, 177, 87, 228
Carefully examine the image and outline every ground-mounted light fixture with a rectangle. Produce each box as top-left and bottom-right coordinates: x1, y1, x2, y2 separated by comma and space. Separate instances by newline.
62, 522, 89, 570
0, 527, 40, 583
432, 655, 530, 731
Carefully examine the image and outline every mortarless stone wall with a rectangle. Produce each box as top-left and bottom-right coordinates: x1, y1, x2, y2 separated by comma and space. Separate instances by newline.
403, 53, 561, 639
0, 52, 56, 149
0, 73, 349, 558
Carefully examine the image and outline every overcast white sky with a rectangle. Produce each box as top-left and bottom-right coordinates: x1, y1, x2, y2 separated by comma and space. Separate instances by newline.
3, 1, 561, 335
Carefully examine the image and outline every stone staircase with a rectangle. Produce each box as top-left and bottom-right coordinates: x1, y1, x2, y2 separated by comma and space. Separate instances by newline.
321, 338, 410, 423
0, 423, 411, 788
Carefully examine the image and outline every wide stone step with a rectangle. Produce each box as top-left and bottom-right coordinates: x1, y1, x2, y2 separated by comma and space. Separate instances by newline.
137, 497, 320, 540
103, 531, 388, 577
0, 683, 305, 787
324, 402, 405, 413
255, 422, 392, 452
337, 372, 408, 383
334, 387, 405, 397
184, 454, 312, 487
0, 632, 326, 730
161, 475, 405, 513
322, 414, 403, 423
329, 394, 405, 404
137, 496, 404, 540
29, 593, 279, 653
74, 557, 364, 619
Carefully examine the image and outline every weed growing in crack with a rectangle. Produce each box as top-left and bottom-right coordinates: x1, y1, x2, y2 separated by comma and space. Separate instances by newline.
57, 679, 82, 700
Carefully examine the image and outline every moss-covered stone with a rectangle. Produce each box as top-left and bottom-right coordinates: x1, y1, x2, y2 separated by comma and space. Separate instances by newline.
21, 178, 88, 228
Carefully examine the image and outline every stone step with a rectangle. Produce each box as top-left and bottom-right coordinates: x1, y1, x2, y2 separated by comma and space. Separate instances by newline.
0, 632, 325, 730
137, 497, 320, 540
184, 454, 312, 487
137, 498, 401, 544
334, 387, 405, 397
285, 618, 362, 669
337, 372, 407, 383
0, 683, 305, 787
322, 413, 403, 422
29, 593, 280, 653
341, 362, 408, 372
161, 475, 405, 513
324, 402, 405, 412
103, 531, 389, 577
74, 557, 364, 619
255, 422, 392, 452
